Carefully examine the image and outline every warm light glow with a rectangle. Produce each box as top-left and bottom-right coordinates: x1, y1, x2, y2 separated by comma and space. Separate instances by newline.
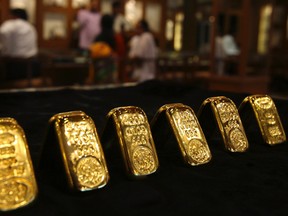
195, 12, 203, 20
258, 5, 272, 54
174, 12, 184, 51
125, 0, 143, 27
72, 0, 89, 9
43, 0, 67, 7
10, 0, 36, 23
101, 0, 112, 14
10, 0, 25, 8
145, 2, 161, 33
43, 13, 67, 40
166, 19, 174, 41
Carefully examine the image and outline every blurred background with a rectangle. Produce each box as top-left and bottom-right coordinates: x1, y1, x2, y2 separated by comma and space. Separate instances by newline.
0, 0, 287, 96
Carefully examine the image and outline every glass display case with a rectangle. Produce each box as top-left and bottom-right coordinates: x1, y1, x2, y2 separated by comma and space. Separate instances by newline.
72, 0, 89, 9
36, 0, 72, 49
125, 0, 143, 27
43, 0, 68, 7
145, 2, 161, 33
43, 12, 67, 40
10, 0, 36, 23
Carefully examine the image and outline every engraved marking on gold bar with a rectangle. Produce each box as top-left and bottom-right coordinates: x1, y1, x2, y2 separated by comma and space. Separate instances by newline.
152, 103, 211, 166
49, 111, 109, 191
0, 118, 37, 211
107, 106, 159, 176
239, 95, 286, 145
198, 96, 249, 152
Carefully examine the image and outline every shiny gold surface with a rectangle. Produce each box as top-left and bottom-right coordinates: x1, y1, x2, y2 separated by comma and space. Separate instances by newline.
152, 103, 211, 166
239, 95, 286, 145
198, 96, 249, 152
107, 106, 159, 177
0, 118, 37, 211
49, 111, 109, 191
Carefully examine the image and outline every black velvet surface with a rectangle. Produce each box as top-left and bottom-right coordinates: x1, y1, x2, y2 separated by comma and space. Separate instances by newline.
1, 80, 288, 216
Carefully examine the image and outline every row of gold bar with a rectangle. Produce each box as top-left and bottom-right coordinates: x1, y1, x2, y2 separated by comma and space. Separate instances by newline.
0, 94, 286, 211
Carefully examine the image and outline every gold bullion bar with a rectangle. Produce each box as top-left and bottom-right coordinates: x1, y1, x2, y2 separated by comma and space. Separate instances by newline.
151, 103, 211, 166
0, 118, 37, 211
239, 95, 286, 145
106, 106, 159, 177
198, 96, 249, 152
49, 111, 109, 191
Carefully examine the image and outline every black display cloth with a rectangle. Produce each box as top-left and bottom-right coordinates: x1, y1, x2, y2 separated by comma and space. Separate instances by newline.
1, 80, 288, 216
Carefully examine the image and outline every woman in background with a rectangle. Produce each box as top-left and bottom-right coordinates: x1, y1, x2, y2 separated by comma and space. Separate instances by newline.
89, 14, 118, 83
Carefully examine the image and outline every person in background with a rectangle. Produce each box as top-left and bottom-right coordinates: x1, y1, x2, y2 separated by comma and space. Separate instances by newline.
221, 28, 240, 75
94, 14, 116, 51
77, 0, 101, 53
0, 8, 37, 58
222, 33, 240, 57
111, 1, 129, 82
112, 1, 130, 34
215, 28, 240, 75
128, 19, 157, 82
89, 14, 117, 84
215, 30, 225, 75
0, 8, 38, 80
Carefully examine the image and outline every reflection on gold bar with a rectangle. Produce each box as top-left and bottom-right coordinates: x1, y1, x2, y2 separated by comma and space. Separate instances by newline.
49, 111, 109, 191
106, 106, 159, 177
239, 95, 286, 145
151, 103, 211, 166
198, 96, 249, 152
0, 118, 37, 211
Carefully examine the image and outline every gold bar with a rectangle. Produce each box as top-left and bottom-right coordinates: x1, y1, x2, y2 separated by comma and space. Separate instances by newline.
49, 111, 109, 191
151, 103, 211, 166
0, 118, 37, 211
239, 95, 286, 145
105, 106, 159, 177
198, 96, 249, 152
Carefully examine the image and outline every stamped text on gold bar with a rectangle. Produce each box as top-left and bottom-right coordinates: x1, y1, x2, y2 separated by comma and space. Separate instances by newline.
49, 111, 109, 191
0, 118, 37, 211
152, 103, 211, 166
107, 106, 159, 177
239, 95, 286, 145
198, 96, 249, 152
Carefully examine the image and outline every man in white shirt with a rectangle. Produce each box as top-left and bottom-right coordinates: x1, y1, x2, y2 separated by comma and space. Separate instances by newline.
0, 8, 38, 58
0, 8, 39, 81
129, 20, 157, 82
